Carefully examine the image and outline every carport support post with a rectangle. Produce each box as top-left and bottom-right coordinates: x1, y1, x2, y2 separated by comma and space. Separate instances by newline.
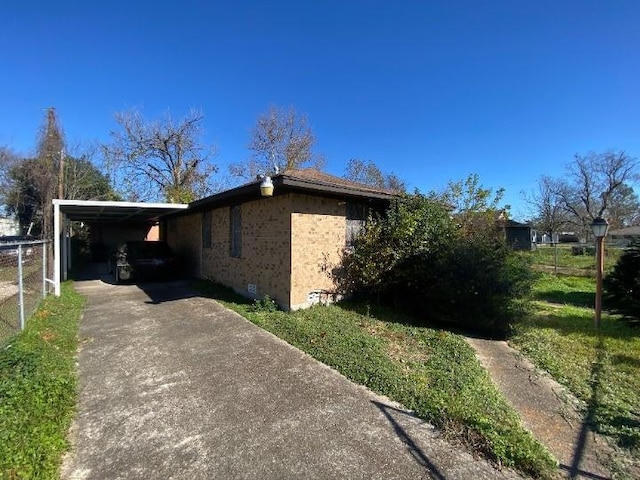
54, 201, 61, 297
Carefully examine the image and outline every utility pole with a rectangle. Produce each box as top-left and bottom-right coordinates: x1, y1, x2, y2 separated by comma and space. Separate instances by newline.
58, 149, 65, 199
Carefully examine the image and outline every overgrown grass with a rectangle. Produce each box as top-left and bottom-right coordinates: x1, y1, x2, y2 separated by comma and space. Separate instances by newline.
195, 281, 557, 478
0, 282, 84, 479
511, 272, 640, 461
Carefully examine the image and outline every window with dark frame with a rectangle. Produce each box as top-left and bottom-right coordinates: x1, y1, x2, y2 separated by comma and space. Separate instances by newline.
346, 202, 367, 247
230, 205, 242, 258
202, 211, 212, 248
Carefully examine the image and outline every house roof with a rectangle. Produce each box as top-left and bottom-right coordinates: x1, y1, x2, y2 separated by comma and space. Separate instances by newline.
186, 168, 395, 214
281, 169, 396, 195
609, 226, 640, 236
505, 219, 532, 228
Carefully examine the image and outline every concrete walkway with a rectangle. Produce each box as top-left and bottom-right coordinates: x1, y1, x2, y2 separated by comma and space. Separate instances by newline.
61, 278, 522, 480
467, 337, 620, 480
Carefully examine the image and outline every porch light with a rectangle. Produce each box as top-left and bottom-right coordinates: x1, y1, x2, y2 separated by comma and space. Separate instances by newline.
260, 175, 274, 197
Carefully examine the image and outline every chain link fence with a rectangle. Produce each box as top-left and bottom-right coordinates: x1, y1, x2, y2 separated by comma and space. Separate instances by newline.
0, 240, 51, 344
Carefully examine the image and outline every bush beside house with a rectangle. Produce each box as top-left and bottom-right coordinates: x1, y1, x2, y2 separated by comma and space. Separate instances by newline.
335, 194, 534, 336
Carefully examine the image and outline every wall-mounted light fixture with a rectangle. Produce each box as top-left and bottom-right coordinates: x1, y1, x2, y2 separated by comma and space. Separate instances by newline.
260, 175, 274, 197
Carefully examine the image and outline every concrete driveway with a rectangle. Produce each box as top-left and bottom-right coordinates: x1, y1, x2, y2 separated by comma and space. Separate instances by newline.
62, 277, 522, 480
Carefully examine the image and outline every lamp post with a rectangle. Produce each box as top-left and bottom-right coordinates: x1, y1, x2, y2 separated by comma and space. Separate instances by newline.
590, 217, 609, 328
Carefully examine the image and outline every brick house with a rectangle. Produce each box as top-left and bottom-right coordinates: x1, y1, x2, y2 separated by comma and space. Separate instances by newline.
164, 169, 393, 310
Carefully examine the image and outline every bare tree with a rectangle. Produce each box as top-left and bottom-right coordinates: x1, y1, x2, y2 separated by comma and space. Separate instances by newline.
230, 105, 323, 180
554, 151, 639, 236
524, 175, 569, 241
103, 108, 217, 203
343, 158, 405, 192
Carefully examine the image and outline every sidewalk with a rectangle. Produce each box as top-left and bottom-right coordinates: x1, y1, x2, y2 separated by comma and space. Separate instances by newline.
466, 337, 617, 479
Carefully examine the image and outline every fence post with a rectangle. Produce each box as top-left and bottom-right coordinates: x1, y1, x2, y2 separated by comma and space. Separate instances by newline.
17, 245, 25, 330
42, 242, 47, 299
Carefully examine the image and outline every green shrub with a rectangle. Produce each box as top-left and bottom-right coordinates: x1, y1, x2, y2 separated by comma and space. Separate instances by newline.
604, 239, 640, 318
336, 193, 534, 335
393, 239, 534, 336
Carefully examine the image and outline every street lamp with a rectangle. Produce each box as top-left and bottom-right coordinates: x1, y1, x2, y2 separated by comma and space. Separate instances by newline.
590, 217, 609, 328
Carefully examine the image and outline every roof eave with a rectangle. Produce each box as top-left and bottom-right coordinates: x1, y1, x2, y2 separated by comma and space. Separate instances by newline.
181, 176, 394, 215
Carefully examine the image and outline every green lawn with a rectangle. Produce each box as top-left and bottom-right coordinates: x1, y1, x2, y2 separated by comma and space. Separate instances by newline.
194, 280, 557, 479
0, 282, 84, 479
529, 244, 623, 275
511, 271, 640, 471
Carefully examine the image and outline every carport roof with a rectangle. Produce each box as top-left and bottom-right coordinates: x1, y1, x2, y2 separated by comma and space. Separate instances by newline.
52, 199, 188, 223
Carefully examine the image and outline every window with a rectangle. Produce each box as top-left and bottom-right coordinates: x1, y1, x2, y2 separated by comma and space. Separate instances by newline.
230, 205, 242, 258
202, 211, 212, 248
346, 203, 367, 247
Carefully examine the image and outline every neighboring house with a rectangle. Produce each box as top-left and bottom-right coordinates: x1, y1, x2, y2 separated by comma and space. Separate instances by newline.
165, 169, 393, 310
608, 226, 640, 247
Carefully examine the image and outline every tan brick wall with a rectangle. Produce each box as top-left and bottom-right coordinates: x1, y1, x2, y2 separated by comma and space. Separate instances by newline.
290, 194, 346, 309
167, 193, 348, 311
167, 214, 201, 276
200, 195, 292, 309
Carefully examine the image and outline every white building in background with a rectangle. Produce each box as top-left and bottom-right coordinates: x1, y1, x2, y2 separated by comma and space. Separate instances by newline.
0, 217, 19, 236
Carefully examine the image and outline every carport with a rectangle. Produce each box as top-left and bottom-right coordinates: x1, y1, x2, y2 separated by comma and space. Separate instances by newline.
52, 199, 188, 296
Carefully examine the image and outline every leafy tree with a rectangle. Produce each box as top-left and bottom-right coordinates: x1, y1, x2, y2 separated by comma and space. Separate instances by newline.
0, 146, 19, 214
1, 108, 66, 238
343, 158, 405, 192
439, 173, 507, 239
103, 108, 217, 203
5, 155, 117, 236
230, 105, 323, 179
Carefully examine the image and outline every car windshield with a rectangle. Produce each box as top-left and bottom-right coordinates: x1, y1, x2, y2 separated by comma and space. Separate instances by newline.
125, 241, 173, 258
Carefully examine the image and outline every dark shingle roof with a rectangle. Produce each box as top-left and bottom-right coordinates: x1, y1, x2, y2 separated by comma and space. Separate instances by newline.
186, 168, 395, 214
281, 168, 396, 196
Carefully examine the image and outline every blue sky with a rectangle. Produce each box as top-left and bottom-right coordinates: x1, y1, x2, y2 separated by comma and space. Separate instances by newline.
1, 1, 639, 219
